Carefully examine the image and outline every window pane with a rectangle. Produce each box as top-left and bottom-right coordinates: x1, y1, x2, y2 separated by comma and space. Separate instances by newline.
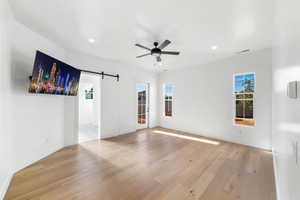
164, 84, 173, 95
235, 100, 254, 119
236, 94, 253, 99
244, 94, 253, 99
244, 73, 255, 92
141, 94, 146, 101
138, 105, 142, 115
141, 114, 146, 124
234, 73, 255, 94
165, 101, 168, 113
142, 104, 145, 114
234, 74, 245, 93
235, 100, 244, 118
138, 114, 146, 124
236, 94, 245, 99
244, 100, 253, 119
165, 95, 173, 100
164, 84, 173, 117
165, 101, 172, 116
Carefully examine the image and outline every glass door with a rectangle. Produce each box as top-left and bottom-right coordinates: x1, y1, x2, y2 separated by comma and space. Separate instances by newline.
136, 83, 149, 129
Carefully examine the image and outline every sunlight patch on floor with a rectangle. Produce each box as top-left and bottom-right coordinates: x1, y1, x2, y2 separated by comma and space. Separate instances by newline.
152, 130, 220, 145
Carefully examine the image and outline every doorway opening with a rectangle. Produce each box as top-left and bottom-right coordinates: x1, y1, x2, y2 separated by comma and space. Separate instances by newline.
136, 83, 149, 130
78, 73, 101, 143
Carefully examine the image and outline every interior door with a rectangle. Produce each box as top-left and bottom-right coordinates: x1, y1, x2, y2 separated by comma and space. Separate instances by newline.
136, 83, 149, 129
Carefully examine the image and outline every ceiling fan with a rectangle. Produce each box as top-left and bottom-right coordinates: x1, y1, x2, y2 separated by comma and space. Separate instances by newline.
135, 40, 180, 62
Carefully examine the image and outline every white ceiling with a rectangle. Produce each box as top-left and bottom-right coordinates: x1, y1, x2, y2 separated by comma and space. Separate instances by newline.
9, 0, 274, 72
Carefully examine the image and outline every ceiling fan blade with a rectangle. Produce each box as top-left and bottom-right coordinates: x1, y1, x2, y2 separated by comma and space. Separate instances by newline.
136, 53, 151, 58
161, 51, 180, 55
158, 40, 171, 49
135, 44, 151, 51
156, 56, 162, 62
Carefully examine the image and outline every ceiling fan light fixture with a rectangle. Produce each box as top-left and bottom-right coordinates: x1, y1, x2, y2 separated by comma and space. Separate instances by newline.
152, 52, 160, 57
135, 40, 180, 64
154, 62, 162, 67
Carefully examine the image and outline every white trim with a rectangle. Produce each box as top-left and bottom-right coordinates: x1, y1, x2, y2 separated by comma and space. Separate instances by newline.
233, 123, 255, 128
0, 173, 12, 200
136, 83, 150, 129
272, 149, 281, 200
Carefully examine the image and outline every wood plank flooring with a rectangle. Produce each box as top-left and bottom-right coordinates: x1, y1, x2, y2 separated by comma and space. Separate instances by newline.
5, 128, 276, 200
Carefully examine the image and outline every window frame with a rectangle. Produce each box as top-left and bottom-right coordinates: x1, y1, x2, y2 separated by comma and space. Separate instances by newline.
233, 72, 256, 128
163, 83, 173, 117
137, 89, 147, 124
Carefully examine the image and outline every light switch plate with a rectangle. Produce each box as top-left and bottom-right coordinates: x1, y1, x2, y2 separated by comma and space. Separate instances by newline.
287, 81, 297, 99
297, 81, 300, 99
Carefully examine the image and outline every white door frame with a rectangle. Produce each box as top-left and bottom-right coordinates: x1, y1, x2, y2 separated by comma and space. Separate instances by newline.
77, 72, 101, 143
136, 83, 150, 130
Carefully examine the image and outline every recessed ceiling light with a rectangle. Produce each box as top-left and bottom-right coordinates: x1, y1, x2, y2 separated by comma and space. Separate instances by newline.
88, 38, 95, 43
211, 45, 218, 50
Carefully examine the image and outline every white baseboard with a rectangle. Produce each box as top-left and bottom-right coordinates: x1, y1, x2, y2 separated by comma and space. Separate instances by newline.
0, 173, 12, 200
272, 149, 281, 200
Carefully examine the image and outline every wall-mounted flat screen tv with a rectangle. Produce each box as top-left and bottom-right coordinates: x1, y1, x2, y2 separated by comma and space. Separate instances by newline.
28, 51, 81, 96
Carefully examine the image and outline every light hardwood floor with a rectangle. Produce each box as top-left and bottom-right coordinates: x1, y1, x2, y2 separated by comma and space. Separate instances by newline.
5, 128, 276, 200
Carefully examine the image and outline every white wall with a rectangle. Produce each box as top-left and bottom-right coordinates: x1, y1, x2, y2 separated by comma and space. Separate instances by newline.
0, 0, 13, 199
7, 18, 159, 172
0, 10, 159, 197
158, 48, 272, 150
0, 1, 63, 198
272, 1, 300, 199
10, 21, 67, 172
64, 51, 158, 140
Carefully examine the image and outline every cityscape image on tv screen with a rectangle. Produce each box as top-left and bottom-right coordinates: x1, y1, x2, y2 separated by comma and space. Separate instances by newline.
29, 51, 81, 96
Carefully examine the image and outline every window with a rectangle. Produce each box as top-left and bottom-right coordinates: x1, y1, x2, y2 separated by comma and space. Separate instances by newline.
234, 73, 255, 126
164, 84, 173, 117
137, 85, 147, 124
